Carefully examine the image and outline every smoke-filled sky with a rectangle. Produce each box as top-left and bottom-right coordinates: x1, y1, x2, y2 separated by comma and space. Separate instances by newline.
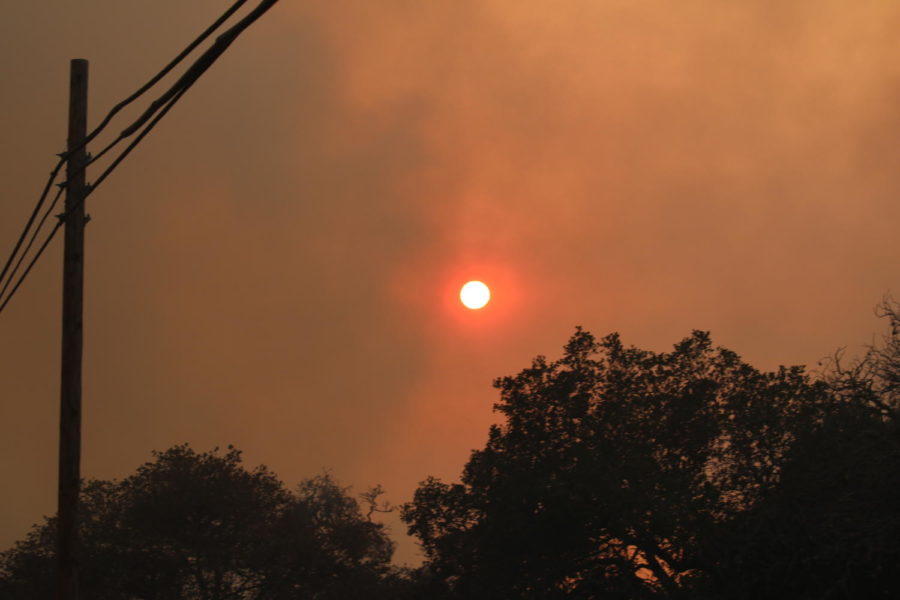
1, 1, 899, 565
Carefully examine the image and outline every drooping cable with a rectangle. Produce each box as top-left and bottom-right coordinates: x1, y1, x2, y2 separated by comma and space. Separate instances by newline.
63, 0, 280, 209
0, 0, 280, 316
0, 89, 194, 316
0, 165, 65, 290
106, 0, 279, 150
81, 0, 250, 166
0, 186, 64, 301
0, 0, 249, 300
0, 0, 247, 297
0, 221, 62, 315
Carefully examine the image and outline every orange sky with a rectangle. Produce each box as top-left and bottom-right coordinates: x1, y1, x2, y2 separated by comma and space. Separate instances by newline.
1, 1, 899, 565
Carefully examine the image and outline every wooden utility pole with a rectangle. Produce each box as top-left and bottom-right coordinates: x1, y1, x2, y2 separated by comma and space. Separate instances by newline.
58, 57, 88, 600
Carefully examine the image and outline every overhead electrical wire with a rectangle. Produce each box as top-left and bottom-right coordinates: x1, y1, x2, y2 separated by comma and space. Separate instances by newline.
0, 223, 63, 315
0, 0, 279, 316
82, 0, 250, 168
0, 163, 66, 291
0, 84, 188, 315
0, 0, 249, 293
0, 186, 64, 302
56, 0, 281, 222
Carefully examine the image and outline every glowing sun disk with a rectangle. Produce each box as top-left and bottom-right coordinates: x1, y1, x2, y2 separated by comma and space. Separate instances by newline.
460, 280, 490, 309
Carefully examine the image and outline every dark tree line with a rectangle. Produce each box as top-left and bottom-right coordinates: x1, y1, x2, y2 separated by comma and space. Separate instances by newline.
3, 302, 899, 598
402, 301, 900, 599
0, 446, 412, 599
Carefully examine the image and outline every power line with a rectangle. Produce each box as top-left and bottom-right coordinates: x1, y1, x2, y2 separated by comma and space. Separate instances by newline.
0, 221, 62, 315
0, 186, 64, 301
0, 0, 280, 317
0, 0, 249, 293
0, 164, 66, 290
65, 0, 280, 215
81, 0, 250, 168
0, 85, 190, 313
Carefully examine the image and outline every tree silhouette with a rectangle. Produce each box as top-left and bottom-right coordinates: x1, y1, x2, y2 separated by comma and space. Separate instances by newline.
403, 325, 900, 598
0, 445, 406, 599
705, 300, 900, 599
5, 307, 899, 599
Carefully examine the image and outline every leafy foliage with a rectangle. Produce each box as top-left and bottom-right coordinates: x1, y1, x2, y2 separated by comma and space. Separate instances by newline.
0, 445, 404, 599
6, 304, 900, 598
403, 323, 900, 598
709, 300, 900, 599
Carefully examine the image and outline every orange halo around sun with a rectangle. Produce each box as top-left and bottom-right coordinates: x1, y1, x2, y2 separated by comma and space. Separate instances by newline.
460, 280, 490, 309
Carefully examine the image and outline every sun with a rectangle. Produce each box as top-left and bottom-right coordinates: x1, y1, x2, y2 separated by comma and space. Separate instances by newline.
460, 280, 490, 310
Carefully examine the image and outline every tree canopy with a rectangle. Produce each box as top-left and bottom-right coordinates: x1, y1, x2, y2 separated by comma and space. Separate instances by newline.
0, 445, 407, 599
403, 310, 900, 598
4, 303, 899, 598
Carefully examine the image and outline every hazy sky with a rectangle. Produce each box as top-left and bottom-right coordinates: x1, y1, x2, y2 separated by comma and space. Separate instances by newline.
2, 1, 899, 565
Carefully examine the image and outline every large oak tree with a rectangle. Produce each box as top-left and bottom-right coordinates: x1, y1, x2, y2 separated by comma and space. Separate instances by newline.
0, 445, 405, 599
403, 321, 900, 598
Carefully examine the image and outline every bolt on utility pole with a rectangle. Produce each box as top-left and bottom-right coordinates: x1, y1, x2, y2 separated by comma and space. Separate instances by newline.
58, 57, 88, 600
